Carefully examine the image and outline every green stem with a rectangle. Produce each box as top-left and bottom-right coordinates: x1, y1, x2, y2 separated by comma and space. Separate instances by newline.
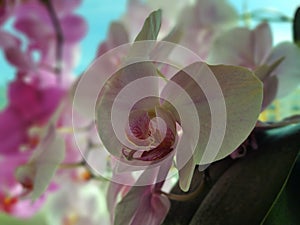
158, 178, 205, 202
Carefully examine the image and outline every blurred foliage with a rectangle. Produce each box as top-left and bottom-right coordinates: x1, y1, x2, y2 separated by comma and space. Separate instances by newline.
0, 212, 47, 225
259, 88, 300, 122
293, 7, 300, 46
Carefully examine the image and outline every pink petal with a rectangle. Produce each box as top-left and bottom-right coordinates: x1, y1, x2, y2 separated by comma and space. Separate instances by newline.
0, 0, 16, 25
52, 0, 82, 15
0, 31, 21, 49
60, 14, 87, 43
261, 75, 278, 110
0, 153, 30, 187
0, 107, 28, 155
208, 23, 273, 69
253, 23, 273, 65
122, 0, 154, 40
115, 184, 170, 225
14, 17, 52, 41
208, 27, 255, 67
96, 62, 159, 157
266, 42, 300, 97
14, 2, 49, 22
150, 194, 170, 224
8, 79, 64, 124
130, 191, 170, 225
5, 47, 34, 71
191, 0, 238, 28
97, 22, 129, 57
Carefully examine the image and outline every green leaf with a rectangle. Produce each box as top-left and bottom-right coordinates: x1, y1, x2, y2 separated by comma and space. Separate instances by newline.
293, 7, 300, 47
163, 157, 234, 225
263, 156, 300, 224
164, 125, 300, 225
188, 124, 300, 225
134, 9, 162, 42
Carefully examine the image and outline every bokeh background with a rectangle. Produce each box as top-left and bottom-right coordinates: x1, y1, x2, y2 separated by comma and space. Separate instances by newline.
0, 0, 299, 224
1, 0, 300, 117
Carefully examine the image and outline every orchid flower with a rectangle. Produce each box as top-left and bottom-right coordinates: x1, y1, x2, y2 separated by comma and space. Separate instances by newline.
208, 22, 300, 110
87, 10, 264, 225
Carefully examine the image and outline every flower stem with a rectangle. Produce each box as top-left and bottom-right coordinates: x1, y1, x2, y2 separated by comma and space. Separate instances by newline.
59, 161, 85, 169
40, 0, 64, 77
158, 178, 205, 202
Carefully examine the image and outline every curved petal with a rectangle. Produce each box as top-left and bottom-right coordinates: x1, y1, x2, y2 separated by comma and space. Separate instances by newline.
114, 169, 170, 225
15, 125, 65, 200
0, 31, 21, 49
97, 22, 129, 57
253, 23, 273, 64
162, 62, 263, 190
208, 23, 272, 69
5, 47, 34, 71
52, 0, 82, 15
14, 17, 52, 41
0, 108, 28, 155
261, 75, 278, 110
208, 27, 254, 67
179, 0, 237, 29
60, 14, 87, 43
96, 62, 159, 157
266, 42, 300, 97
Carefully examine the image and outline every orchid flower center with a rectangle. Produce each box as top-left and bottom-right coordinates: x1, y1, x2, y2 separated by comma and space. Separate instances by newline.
122, 107, 176, 162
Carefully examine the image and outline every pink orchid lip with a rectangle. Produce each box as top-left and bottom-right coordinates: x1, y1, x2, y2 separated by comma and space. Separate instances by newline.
122, 129, 175, 163
118, 99, 177, 164
122, 145, 174, 162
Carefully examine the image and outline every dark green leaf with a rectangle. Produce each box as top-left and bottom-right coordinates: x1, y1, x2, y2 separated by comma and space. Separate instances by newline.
188, 124, 300, 225
263, 156, 300, 224
163, 157, 234, 225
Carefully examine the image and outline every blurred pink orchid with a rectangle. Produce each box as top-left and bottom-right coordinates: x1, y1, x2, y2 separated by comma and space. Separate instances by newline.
117, 0, 238, 60
0, 0, 87, 75
0, 0, 17, 25
0, 0, 87, 217
178, 0, 238, 59
0, 77, 64, 155
109, 162, 171, 225
0, 153, 46, 217
113, 182, 171, 225
44, 180, 109, 225
208, 22, 300, 109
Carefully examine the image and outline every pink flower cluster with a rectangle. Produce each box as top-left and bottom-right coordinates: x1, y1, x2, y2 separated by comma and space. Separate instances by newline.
0, 0, 87, 217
